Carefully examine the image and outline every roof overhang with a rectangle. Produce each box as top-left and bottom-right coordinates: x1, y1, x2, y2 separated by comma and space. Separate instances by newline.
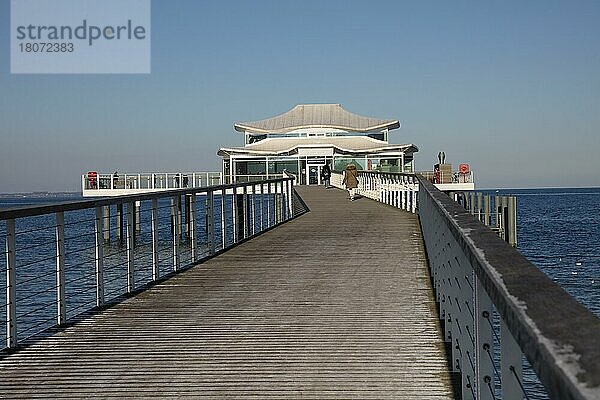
218, 143, 418, 158
234, 104, 400, 134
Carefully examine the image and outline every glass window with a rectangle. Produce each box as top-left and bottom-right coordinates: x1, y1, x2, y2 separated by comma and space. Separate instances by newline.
268, 160, 298, 174
235, 161, 266, 175
368, 133, 384, 141
248, 134, 267, 144
334, 158, 365, 171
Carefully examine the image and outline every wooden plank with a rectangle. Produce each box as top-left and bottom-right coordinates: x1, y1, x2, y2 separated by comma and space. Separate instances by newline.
0, 187, 454, 399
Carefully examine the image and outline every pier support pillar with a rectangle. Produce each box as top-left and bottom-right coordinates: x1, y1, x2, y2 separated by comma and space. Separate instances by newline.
469, 192, 476, 215
507, 196, 517, 247
483, 195, 491, 226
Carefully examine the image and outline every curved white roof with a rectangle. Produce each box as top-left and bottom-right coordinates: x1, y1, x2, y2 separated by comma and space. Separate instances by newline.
217, 136, 417, 157
234, 104, 400, 134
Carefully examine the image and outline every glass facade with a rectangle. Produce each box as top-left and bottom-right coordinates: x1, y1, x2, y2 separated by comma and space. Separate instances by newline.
231, 155, 411, 178
268, 160, 299, 174
235, 161, 266, 175
246, 130, 388, 144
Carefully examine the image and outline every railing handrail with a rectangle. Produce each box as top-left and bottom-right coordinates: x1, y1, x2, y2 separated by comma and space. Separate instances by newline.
1, 178, 293, 220
417, 176, 600, 400
332, 169, 416, 177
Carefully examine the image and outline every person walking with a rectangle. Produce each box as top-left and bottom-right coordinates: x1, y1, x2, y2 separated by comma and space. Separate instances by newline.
321, 162, 331, 188
342, 164, 359, 201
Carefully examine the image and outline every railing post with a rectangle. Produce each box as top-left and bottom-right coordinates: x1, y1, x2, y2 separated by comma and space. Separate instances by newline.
501, 321, 524, 400
171, 196, 180, 271
94, 207, 105, 307
126, 202, 135, 293
232, 187, 238, 243
55, 212, 66, 325
282, 181, 286, 220
384, 176, 389, 205
279, 181, 284, 222
267, 183, 272, 227
189, 194, 197, 260
250, 184, 256, 235
475, 276, 495, 400
393, 176, 399, 208
207, 190, 215, 254
151, 198, 159, 280
221, 188, 226, 249
287, 179, 293, 219
177, 196, 183, 242
278, 181, 284, 223
242, 185, 248, 238
259, 183, 265, 230
6, 219, 17, 348
412, 182, 418, 214
406, 177, 411, 212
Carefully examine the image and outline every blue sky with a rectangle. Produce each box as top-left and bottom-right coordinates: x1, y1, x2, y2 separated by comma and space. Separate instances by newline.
1, 0, 599, 191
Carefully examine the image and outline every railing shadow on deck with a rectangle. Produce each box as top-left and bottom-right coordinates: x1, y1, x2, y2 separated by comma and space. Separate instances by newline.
331, 169, 600, 400
0, 178, 295, 354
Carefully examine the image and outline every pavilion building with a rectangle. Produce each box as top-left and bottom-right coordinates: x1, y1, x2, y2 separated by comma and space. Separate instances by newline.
217, 104, 418, 185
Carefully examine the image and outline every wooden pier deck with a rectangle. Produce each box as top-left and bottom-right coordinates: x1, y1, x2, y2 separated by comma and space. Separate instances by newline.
0, 187, 454, 399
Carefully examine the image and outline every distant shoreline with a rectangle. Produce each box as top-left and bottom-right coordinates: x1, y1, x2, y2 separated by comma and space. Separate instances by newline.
0, 192, 81, 198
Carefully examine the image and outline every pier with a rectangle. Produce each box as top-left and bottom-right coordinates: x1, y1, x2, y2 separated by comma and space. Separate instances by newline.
1, 173, 599, 399
0, 186, 454, 398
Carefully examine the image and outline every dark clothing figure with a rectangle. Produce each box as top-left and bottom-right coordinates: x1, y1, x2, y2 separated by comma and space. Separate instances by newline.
321, 164, 331, 188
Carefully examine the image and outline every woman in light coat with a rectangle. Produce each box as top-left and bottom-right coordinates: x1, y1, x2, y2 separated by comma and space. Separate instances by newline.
342, 164, 358, 201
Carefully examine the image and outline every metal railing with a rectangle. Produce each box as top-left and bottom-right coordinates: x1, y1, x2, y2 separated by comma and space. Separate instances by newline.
418, 170, 474, 184
454, 192, 518, 247
223, 174, 285, 184
82, 172, 223, 192
332, 170, 600, 400
1, 178, 294, 350
331, 170, 419, 213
